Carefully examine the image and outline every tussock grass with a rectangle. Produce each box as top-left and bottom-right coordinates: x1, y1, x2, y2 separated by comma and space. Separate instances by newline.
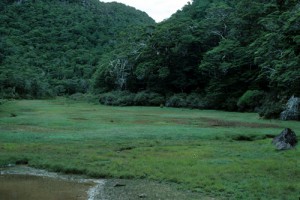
0, 99, 299, 199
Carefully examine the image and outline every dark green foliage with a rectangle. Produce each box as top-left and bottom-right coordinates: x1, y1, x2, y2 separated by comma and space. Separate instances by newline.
237, 90, 265, 112
68, 93, 99, 103
258, 94, 284, 119
1, 0, 299, 119
98, 91, 205, 108
258, 102, 284, 119
93, 0, 299, 119
99, 91, 135, 106
0, 99, 6, 105
166, 94, 187, 108
134, 91, 165, 106
0, 0, 154, 98
164, 93, 206, 109
99, 91, 164, 106
185, 93, 206, 109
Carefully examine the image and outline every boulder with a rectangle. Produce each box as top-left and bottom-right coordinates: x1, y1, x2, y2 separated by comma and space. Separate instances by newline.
272, 128, 297, 150
138, 194, 147, 198
280, 96, 299, 120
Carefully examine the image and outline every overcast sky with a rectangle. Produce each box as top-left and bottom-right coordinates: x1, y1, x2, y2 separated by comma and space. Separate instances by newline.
100, 0, 192, 22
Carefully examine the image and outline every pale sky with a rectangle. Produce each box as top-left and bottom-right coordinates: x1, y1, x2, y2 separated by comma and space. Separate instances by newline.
100, 0, 192, 22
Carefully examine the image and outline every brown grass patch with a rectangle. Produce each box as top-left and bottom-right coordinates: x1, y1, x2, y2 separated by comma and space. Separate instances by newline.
199, 117, 279, 128
1, 125, 55, 133
70, 117, 88, 121
163, 117, 280, 128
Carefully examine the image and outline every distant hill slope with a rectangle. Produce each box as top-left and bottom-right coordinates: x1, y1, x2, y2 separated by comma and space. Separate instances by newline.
0, 0, 154, 98
92, 0, 299, 119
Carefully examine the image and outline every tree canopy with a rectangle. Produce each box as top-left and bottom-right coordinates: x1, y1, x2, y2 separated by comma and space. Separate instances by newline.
0, 0, 154, 98
94, 0, 299, 118
1, 0, 299, 119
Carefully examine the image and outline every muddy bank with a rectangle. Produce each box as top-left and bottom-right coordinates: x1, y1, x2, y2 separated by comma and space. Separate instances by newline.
102, 179, 214, 200
0, 166, 214, 200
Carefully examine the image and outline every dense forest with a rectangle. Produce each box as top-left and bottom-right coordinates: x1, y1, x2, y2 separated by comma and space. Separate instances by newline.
1, 0, 299, 119
0, 0, 154, 97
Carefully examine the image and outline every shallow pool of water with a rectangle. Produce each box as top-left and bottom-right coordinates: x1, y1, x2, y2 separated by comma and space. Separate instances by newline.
0, 174, 90, 200
0, 166, 214, 200
0, 166, 106, 200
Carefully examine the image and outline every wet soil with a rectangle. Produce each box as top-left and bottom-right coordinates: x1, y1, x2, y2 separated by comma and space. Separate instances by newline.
0, 166, 103, 200
102, 179, 213, 200
0, 174, 90, 200
0, 166, 214, 200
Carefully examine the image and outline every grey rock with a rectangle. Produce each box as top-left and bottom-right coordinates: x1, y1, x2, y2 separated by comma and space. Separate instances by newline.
272, 128, 297, 150
139, 193, 147, 198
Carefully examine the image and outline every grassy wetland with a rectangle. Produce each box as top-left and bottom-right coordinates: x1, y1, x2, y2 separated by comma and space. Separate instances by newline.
0, 99, 299, 199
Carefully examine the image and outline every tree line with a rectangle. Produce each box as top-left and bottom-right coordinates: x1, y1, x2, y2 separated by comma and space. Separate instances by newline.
0, 0, 299, 119
94, 0, 299, 119
0, 0, 154, 97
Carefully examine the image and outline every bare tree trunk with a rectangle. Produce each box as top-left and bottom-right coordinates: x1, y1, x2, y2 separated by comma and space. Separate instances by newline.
109, 58, 130, 90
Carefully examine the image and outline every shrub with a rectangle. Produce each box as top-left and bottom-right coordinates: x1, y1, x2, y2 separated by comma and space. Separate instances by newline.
202, 91, 224, 109
69, 93, 85, 101
185, 93, 206, 109
165, 94, 187, 108
116, 93, 135, 106
134, 91, 165, 106
0, 88, 20, 99
147, 92, 165, 106
99, 92, 117, 105
68, 93, 99, 103
99, 91, 135, 106
0, 99, 6, 105
258, 101, 283, 119
237, 90, 265, 111
133, 91, 148, 105
223, 97, 238, 111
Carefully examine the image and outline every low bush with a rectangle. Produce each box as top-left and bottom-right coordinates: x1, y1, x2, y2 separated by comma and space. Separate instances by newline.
99, 91, 165, 106
237, 90, 265, 111
185, 93, 206, 109
99, 91, 135, 106
0, 99, 6, 105
0, 88, 20, 99
134, 91, 165, 106
165, 94, 187, 108
257, 93, 286, 119
223, 97, 238, 111
135, 92, 207, 108
258, 101, 283, 119
202, 91, 224, 109
147, 92, 165, 106
68, 93, 99, 103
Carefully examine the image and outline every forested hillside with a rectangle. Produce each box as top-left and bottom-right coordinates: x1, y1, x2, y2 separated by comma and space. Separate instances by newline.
0, 0, 154, 97
94, 0, 300, 119
1, 0, 299, 119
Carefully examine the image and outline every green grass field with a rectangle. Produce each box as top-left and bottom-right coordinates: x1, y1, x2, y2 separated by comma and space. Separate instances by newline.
0, 98, 299, 199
